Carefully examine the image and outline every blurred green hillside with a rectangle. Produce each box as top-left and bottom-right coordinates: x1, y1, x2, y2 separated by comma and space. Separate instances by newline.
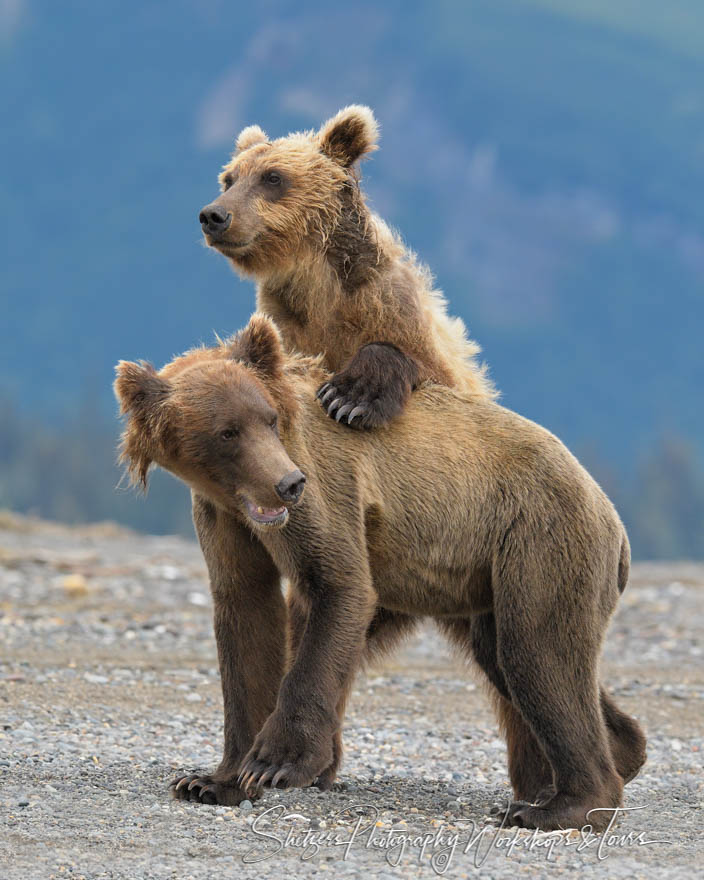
1, 0, 703, 557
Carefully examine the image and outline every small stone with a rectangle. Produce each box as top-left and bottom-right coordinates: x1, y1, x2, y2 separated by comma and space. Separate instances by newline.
185, 692, 202, 702
61, 573, 89, 595
84, 673, 109, 685
18, 799, 29, 807
239, 800, 253, 813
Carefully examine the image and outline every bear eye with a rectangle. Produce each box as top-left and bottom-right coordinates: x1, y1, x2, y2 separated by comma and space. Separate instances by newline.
222, 174, 234, 190
263, 171, 282, 186
221, 428, 239, 441
270, 415, 278, 431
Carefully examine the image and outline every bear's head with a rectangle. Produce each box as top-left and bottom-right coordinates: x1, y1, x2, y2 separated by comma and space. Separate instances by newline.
198, 105, 379, 278
114, 315, 305, 529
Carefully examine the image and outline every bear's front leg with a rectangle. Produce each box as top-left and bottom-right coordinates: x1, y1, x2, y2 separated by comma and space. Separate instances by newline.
237, 702, 338, 792
317, 342, 420, 429
171, 496, 287, 806
238, 556, 376, 792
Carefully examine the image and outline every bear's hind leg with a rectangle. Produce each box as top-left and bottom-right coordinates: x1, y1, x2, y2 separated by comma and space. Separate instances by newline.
494, 695, 555, 804
494, 613, 623, 831
601, 688, 647, 784
438, 614, 554, 803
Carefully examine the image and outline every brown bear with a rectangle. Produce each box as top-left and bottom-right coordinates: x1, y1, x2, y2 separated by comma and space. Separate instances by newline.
198, 105, 495, 429
114, 314, 646, 832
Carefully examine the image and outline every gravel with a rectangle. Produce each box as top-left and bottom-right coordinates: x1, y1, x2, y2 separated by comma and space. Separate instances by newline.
0, 511, 702, 878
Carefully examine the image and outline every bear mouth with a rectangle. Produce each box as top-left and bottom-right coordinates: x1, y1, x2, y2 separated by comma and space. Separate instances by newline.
243, 498, 289, 527
211, 235, 259, 256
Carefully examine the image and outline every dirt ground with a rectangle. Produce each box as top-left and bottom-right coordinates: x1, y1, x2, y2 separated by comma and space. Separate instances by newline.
0, 512, 701, 879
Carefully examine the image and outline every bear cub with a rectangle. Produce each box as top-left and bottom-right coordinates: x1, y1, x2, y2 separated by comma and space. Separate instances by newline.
199, 105, 495, 428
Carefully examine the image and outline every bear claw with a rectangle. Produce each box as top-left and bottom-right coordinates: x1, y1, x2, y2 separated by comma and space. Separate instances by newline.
258, 766, 278, 786
320, 387, 337, 406
335, 403, 354, 421
172, 776, 191, 792
346, 405, 366, 424
272, 764, 295, 789
237, 769, 258, 792
169, 772, 253, 806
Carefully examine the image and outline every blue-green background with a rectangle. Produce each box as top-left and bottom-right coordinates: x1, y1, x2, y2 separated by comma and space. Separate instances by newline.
1, 0, 703, 556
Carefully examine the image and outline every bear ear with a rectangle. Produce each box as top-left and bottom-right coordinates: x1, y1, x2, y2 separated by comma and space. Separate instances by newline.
318, 105, 379, 167
235, 124, 269, 153
113, 361, 171, 416
227, 314, 284, 378
113, 361, 171, 490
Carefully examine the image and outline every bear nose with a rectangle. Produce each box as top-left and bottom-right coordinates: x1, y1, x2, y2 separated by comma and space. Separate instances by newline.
199, 205, 232, 236
275, 470, 306, 505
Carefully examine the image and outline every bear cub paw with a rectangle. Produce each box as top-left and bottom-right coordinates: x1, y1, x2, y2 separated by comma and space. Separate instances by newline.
317, 342, 420, 429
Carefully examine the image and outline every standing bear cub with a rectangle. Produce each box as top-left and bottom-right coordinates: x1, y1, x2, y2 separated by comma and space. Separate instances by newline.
199, 105, 495, 428
115, 315, 646, 832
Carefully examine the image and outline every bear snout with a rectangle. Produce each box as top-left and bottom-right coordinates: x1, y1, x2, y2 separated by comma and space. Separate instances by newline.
275, 469, 306, 505
199, 204, 232, 238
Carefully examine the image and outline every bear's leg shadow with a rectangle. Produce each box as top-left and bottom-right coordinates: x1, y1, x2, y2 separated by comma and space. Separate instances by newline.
170, 496, 287, 806
317, 342, 420, 429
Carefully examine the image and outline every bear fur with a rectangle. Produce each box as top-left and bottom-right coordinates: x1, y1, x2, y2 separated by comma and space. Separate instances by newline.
198, 105, 495, 429
114, 315, 646, 832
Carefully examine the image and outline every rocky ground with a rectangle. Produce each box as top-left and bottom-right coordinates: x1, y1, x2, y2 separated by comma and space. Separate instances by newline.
0, 511, 701, 879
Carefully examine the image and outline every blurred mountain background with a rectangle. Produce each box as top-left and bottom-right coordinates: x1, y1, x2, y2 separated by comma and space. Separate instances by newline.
1, 0, 703, 557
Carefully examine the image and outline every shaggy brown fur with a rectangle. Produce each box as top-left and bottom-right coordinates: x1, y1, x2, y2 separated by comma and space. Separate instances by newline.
199, 105, 495, 429
114, 316, 646, 832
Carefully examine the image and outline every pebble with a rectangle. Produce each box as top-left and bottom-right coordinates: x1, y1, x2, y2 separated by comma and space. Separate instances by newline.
84, 673, 109, 684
